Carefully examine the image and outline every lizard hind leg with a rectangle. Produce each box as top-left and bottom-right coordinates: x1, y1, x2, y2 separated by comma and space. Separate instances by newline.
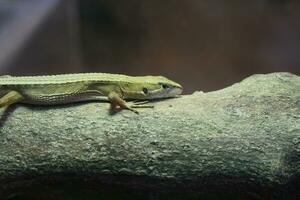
0, 91, 24, 108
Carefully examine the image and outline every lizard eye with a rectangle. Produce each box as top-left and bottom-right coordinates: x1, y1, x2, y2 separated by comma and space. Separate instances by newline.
142, 87, 148, 94
160, 83, 169, 89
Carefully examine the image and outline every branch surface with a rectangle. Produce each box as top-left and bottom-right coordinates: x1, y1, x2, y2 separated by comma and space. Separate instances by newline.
0, 72, 299, 199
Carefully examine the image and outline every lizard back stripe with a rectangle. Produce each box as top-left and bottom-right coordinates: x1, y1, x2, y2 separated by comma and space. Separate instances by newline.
0, 73, 159, 85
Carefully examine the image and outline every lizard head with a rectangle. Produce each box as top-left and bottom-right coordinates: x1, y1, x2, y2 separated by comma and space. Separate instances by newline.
123, 76, 183, 99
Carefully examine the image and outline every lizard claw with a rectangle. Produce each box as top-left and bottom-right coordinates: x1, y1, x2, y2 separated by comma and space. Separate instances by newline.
131, 100, 150, 105
129, 101, 154, 108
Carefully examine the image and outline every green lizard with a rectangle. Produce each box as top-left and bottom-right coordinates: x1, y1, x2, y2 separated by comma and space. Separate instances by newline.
0, 73, 182, 114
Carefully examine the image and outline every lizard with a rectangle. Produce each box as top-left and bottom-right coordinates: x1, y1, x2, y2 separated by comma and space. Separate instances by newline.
0, 73, 183, 114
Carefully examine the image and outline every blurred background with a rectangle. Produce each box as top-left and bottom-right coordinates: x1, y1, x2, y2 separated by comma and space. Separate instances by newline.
0, 0, 300, 93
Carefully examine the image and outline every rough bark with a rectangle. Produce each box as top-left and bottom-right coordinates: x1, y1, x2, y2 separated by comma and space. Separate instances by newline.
0, 72, 299, 199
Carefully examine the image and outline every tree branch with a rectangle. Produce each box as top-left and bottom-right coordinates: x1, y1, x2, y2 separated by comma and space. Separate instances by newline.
0, 72, 299, 199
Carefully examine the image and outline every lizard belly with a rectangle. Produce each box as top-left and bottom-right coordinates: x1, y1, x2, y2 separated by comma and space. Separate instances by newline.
21, 91, 107, 105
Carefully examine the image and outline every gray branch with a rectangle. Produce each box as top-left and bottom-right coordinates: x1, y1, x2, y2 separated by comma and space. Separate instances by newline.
0, 72, 299, 199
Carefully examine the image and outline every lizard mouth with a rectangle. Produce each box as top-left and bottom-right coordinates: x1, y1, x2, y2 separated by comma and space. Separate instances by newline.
148, 86, 183, 99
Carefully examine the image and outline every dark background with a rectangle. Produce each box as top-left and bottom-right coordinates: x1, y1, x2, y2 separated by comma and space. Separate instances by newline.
0, 0, 300, 93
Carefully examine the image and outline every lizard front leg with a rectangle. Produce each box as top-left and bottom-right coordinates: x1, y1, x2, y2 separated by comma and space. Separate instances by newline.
107, 92, 153, 114
0, 91, 24, 108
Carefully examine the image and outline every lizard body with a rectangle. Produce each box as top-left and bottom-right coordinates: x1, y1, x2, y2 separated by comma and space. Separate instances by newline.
0, 73, 182, 113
